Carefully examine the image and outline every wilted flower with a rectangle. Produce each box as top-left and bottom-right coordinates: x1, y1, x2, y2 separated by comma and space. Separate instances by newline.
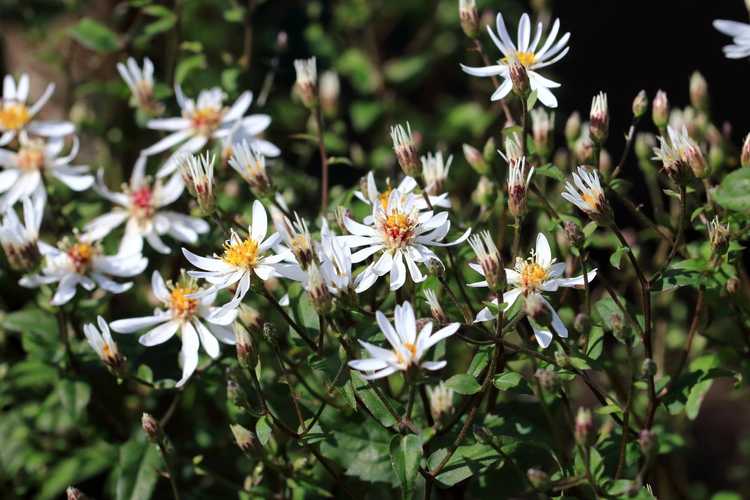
709, 216, 730, 255
589, 92, 609, 144
424, 288, 448, 324
461, 12, 570, 107
110, 271, 237, 387
83, 315, 125, 374
0, 73, 74, 146
562, 166, 612, 224
181, 152, 215, 213
117, 57, 163, 115
0, 190, 44, 271
348, 301, 460, 379
421, 151, 452, 196
506, 157, 534, 217
228, 140, 273, 197
652, 126, 704, 181
85, 156, 208, 255
427, 381, 454, 421
390, 122, 420, 177
293, 57, 318, 108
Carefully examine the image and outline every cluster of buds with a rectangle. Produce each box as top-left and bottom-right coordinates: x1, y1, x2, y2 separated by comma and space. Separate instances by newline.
652, 126, 707, 181
462, 143, 489, 175
421, 151, 452, 195
468, 230, 503, 291
293, 57, 318, 109
530, 108, 554, 159
390, 122, 420, 177
506, 157, 534, 217
424, 289, 448, 324
589, 91, 609, 144
180, 152, 215, 213
83, 316, 126, 376
459, 0, 480, 38
426, 381, 454, 423
632, 90, 649, 119
228, 140, 273, 198
574, 407, 593, 446
708, 216, 730, 256
652, 90, 669, 129
689, 71, 709, 112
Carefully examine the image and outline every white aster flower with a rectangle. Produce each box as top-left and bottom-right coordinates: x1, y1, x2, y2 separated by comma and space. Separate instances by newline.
561, 166, 611, 223
471, 233, 596, 348
427, 381, 454, 421
143, 86, 277, 177
460, 12, 570, 108
353, 171, 450, 224
0, 73, 75, 146
421, 151, 452, 196
182, 200, 289, 310
117, 57, 162, 114
0, 189, 45, 271
83, 315, 125, 372
19, 236, 148, 306
0, 132, 93, 210
341, 191, 471, 293
713, 19, 750, 59
84, 156, 209, 255
228, 140, 273, 197
348, 300, 460, 380
109, 271, 237, 387
318, 220, 355, 296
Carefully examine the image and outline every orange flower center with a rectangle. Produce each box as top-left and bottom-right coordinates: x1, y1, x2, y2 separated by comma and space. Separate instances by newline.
190, 107, 223, 136
381, 211, 415, 249
169, 286, 199, 319
395, 342, 418, 365
519, 261, 548, 293
0, 102, 30, 131
501, 51, 536, 68
379, 187, 393, 209
68, 243, 96, 273
17, 147, 45, 172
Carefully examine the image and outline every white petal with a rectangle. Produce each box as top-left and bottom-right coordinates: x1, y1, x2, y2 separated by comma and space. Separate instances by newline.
139, 319, 180, 346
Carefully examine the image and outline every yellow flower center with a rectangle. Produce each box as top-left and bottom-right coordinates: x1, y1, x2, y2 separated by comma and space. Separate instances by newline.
169, 286, 199, 319
381, 211, 415, 249
68, 243, 96, 273
190, 107, 223, 136
222, 238, 260, 269
502, 51, 536, 68
379, 187, 393, 209
17, 147, 45, 172
519, 261, 548, 292
581, 192, 599, 210
0, 102, 30, 130
395, 342, 418, 365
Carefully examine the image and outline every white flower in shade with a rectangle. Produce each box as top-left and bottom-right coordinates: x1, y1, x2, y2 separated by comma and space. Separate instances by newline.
426, 381, 454, 421
348, 300, 460, 380
142, 87, 277, 177
228, 140, 272, 197
460, 12, 570, 108
341, 191, 471, 292
561, 166, 610, 222
471, 233, 596, 348
318, 220, 354, 296
19, 236, 148, 306
0, 189, 45, 271
293, 57, 318, 107
353, 171, 450, 224
84, 156, 209, 255
0, 133, 93, 210
0, 73, 75, 146
713, 19, 750, 59
117, 57, 162, 114
109, 271, 237, 387
421, 151, 452, 196
83, 315, 124, 371
182, 200, 290, 310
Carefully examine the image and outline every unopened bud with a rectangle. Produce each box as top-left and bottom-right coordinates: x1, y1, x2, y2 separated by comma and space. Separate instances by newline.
574, 312, 591, 334
424, 289, 448, 324
390, 122, 420, 177
638, 428, 656, 455
141, 413, 160, 442
235, 324, 257, 369
463, 143, 489, 175
426, 381, 454, 422
507, 157, 533, 218
575, 407, 593, 446
319, 70, 340, 116
742, 133, 750, 168
564, 221, 583, 248
632, 90, 648, 118
652, 90, 669, 129
238, 304, 264, 334
66, 486, 89, 500
468, 231, 503, 291
565, 112, 582, 144
509, 58, 529, 97
472, 176, 495, 208
531, 108, 554, 159
229, 142, 272, 198
641, 358, 657, 379
534, 367, 559, 392
727, 276, 740, 295
459, 0, 480, 38
589, 92, 609, 144
231, 424, 262, 455
684, 141, 708, 178
181, 153, 215, 214
527, 468, 550, 491
293, 57, 318, 109
689, 71, 709, 111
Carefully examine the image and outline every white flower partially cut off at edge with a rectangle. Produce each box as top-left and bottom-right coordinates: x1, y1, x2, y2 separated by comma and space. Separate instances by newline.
142, 86, 278, 178
460, 12, 570, 108
0, 188, 45, 271
84, 156, 209, 255
341, 191, 471, 293
0, 73, 75, 146
109, 271, 238, 387
470, 233, 596, 348
0, 132, 93, 210
19, 236, 148, 306
713, 18, 750, 59
348, 301, 460, 380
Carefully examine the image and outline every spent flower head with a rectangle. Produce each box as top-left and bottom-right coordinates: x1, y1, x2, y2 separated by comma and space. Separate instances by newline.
181, 152, 215, 213
390, 122, 420, 177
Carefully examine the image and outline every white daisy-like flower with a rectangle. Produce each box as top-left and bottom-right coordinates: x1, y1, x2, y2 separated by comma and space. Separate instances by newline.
421, 151, 452, 196
348, 300, 460, 380
117, 57, 162, 114
227, 140, 272, 197
84, 156, 209, 255
220, 114, 281, 163
341, 191, 471, 293
713, 19, 750, 59
561, 166, 610, 222
471, 233, 596, 347
109, 271, 237, 387
353, 171, 450, 224
142, 86, 278, 177
460, 12, 570, 108
427, 381, 454, 421
19, 236, 148, 306
182, 200, 290, 310
83, 315, 124, 371
0, 73, 75, 146
0, 132, 93, 210
0, 189, 45, 271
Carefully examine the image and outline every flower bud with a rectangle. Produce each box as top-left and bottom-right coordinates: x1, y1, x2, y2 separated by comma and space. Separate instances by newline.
483, 136, 496, 164
235, 324, 257, 369
652, 90, 669, 129
67, 486, 89, 500
565, 111, 582, 144
283, 213, 315, 270
459, 0, 480, 38
468, 230, 503, 291
689, 71, 709, 112
293, 57, 318, 109
238, 304, 264, 334
509, 58, 530, 97
471, 176, 495, 208
463, 143, 489, 175
708, 216, 730, 256
181, 153, 215, 214
709, 143, 724, 172
683, 141, 708, 179
421, 151, 452, 196
503, 133, 523, 163
589, 92, 609, 144
534, 367, 559, 392
574, 312, 591, 335
531, 108, 554, 159
507, 157, 534, 218
575, 407, 593, 446
726, 276, 740, 295
319, 70, 340, 116
231, 424, 262, 455
564, 221, 583, 248
141, 412, 160, 442
527, 468, 551, 492
742, 133, 750, 168
307, 263, 332, 314
638, 428, 656, 455
424, 289, 448, 324
632, 90, 648, 118
390, 122, 420, 177
641, 358, 657, 379
574, 135, 594, 165
426, 381, 454, 422
554, 350, 569, 368
228, 141, 272, 198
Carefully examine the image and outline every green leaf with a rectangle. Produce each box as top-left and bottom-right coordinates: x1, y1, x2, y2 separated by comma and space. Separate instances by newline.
142, 5, 177, 37
390, 434, 422, 499
534, 164, 565, 181
446, 374, 481, 395
350, 101, 383, 132
493, 371, 530, 394
256, 415, 273, 446
68, 18, 120, 53
609, 246, 629, 270
384, 55, 428, 84
58, 380, 91, 421
174, 54, 207, 86
115, 437, 161, 500
714, 167, 750, 212
38, 441, 116, 500
350, 372, 398, 427
319, 420, 395, 485
427, 443, 502, 487
526, 91, 538, 109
